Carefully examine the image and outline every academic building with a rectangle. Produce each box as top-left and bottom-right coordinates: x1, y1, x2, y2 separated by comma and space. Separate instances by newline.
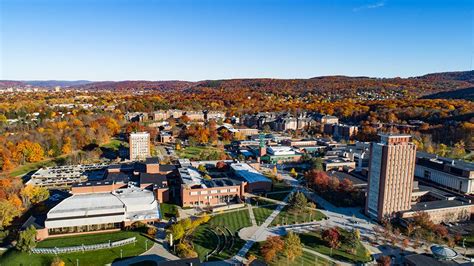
365, 133, 417, 221
129, 132, 150, 161
37, 187, 159, 240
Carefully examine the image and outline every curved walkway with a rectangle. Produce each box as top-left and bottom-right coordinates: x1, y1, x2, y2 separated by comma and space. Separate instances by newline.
112, 224, 179, 266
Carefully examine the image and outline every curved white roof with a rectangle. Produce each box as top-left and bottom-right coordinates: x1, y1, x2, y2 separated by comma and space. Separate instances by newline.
430, 245, 458, 259
48, 192, 124, 219
45, 187, 159, 229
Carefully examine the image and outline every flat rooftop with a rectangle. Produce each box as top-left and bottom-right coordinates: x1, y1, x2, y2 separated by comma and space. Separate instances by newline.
328, 171, 367, 186
416, 184, 458, 200
404, 254, 459, 266
230, 163, 271, 183
417, 151, 474, 172
178, 167, 204, 186
410, 199, 472, 212
32, 164, 108, 179
203, 178, 241, 187
178, 166, 242, 188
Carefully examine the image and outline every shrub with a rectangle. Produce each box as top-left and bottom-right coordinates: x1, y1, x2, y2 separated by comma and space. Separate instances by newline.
322, 227, 340, 249
176, 242, 198, 258
128, 221, 148, 233
50, 257, 65, 266
16, 225, 37, 252
147, 226, 157, 237
0, 230, 9, 241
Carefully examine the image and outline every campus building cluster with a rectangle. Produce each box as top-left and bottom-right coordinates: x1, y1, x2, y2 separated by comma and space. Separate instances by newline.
26, 155, 274, 239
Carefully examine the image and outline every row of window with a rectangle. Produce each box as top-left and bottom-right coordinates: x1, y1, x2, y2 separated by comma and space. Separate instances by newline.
48, 222, 121, 235
189, 188, 238, 196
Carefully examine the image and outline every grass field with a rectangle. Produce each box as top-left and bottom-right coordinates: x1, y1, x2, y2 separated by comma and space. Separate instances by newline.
253, 205, 278, 225
249, 197, 275, 206
176, 145, 226, 160
465, 235, 474, 248
270, 251, 334, 266
299, 230, 371, 263
0, 231, 152, 266
272, 182, 293, 192
160, 203, 179, 219
265, 191, 291, 201
100, 138, 128, 150
193, 210, 251, 261
271, 206, 326, 226
8, 159, 56, 177
248, 242, 334, 266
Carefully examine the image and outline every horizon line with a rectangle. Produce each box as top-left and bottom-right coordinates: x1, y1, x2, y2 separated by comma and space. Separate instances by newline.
1, 69, 472, 83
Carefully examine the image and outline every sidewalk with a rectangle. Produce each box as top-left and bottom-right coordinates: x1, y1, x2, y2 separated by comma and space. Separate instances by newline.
246, 198, 257, 226
233, 188, 296, 262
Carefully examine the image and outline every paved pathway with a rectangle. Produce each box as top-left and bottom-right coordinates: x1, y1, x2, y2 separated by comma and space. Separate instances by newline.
113, 224, 179, 266
233, 187, 296, 262
246, 198, 257, 226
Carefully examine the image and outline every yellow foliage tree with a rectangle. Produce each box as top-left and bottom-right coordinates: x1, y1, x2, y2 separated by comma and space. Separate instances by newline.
61, 137, 72, 155
21, 185, 50, 207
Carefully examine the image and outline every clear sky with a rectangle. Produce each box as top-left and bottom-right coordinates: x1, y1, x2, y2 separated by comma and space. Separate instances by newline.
1, 0, 472, 81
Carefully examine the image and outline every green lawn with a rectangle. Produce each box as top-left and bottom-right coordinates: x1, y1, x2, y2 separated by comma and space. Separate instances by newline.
8, 159, 56, 177
193, 210, 251, 261
270, 251, 334, 266
271, 206, 325, 226
160, 203, 179, 220
265, 192, 291, 201
253, 205, 278, 225
36, 231, 139, 248
299, 230, 371, 264
464, 235, 474, 248
0, 231, 152, 266
100, 138, 128, 150
249, 197, 275, 206
176, 146, 226, 160
248, 242, 334, 266
272, 182, 293, 192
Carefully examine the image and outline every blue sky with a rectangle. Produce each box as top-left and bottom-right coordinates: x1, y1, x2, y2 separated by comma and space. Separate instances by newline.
1, 0, 472, 81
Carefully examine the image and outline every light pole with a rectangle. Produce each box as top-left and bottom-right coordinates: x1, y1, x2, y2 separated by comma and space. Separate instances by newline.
145, 240, 148, 251
76, 259, 79, 266
463, 238, 467, 256
120, 249, 123, 259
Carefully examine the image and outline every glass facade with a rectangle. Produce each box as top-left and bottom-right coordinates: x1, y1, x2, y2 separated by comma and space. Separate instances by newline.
48, 222, 122, 235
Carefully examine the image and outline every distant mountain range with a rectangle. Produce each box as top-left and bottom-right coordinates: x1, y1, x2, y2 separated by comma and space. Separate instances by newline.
0, 80, 93, 88
24, 80, 94, 87
1, 70, 473, 100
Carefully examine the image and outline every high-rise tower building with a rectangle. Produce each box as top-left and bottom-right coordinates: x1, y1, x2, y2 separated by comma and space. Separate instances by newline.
129, 132, 150, 161
365, 133, 417, 221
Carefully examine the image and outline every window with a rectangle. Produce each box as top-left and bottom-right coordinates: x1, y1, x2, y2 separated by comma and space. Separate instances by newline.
424, 170, 431, 180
